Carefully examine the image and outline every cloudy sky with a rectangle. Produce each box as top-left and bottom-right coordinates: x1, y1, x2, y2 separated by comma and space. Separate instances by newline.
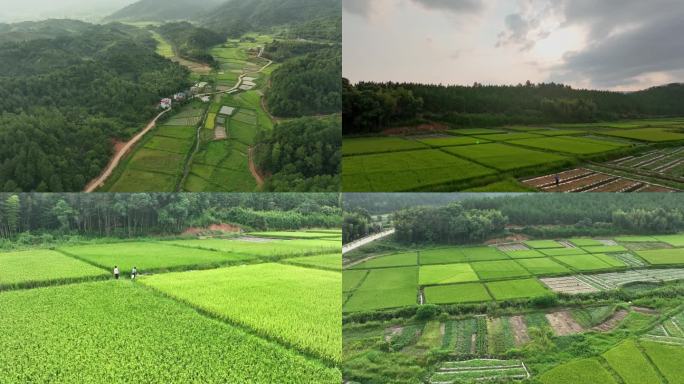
343, 0, 684, 91
0, 0, 137, 23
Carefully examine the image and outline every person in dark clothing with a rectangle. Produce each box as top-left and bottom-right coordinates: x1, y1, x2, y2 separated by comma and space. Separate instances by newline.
114, 266, 120, 280
555, 174, 560, 187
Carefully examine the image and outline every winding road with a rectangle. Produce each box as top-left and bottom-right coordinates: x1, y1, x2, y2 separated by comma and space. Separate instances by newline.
84, 109, 171, 192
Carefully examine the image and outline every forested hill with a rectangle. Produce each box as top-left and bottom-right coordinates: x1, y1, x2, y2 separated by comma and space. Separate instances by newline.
104, 0, 226, 22
343, 80, 684, 134
157, 22, 224, 65
201, 0, 340, 37
0, 21, 189, 192
0, 19, 94, 43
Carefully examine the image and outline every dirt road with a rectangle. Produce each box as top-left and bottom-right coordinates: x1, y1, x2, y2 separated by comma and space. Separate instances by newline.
84, 109, 171, 192
248, 147, 265, 188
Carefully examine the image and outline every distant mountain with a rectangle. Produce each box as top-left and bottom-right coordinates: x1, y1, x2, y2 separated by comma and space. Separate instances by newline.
0, 0, 136, 23
201, 0, 341, 37
104, 0, 226, 22
0, 19, 98, 43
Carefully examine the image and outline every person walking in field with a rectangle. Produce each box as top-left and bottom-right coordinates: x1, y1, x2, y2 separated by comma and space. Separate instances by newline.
131, 267, 138, 280
555, 174, 560, 187
114, 266, 120, 280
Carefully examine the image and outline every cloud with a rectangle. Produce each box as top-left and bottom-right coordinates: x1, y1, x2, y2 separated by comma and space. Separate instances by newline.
553, 12, 684, 88
409, 0, 484, 13
342, 0, 375, 18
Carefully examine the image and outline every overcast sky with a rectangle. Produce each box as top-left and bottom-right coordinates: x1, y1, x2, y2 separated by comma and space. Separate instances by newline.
343, 0, 684, 91
0, 0, 138, 23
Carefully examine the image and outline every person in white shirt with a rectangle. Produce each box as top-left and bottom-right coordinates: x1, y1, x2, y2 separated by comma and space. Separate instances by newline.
114, 266, 120, 280
131, 267, 138, 280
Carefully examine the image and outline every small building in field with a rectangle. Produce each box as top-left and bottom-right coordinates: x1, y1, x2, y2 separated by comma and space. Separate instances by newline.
160, 98, 172, 109
219, 106, 235, 116
173, 92, 186, 102
200, 96, 211, 103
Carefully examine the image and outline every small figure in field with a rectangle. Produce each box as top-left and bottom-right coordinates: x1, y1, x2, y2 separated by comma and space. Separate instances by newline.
131, 267, 138, 280
555, 174, 560, 187
114, 266, 120, 280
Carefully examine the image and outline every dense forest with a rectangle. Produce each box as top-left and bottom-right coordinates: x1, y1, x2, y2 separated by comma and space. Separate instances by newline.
0, 193, 341, 240
343, 80, 684, 134
267, 47, 341, 117
255, 116, 341, 192
0, 19, 93, 43
0, 21, 190, 192
262, 40, 332, 62
157, 22, 224, 65
202, 0, 340, 38
343, 193, 501, 215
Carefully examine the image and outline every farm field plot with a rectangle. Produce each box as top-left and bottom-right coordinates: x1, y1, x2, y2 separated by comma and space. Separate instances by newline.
569, 238, 605, 246
164, 238, 340, 258
423, 283, 492, 304
655, 234, 684, 247
342, 137, 427, 156
471, 260, 531, 280
516, 257, 571, 276
350, 252, 417, 269
540, 247, 587, 256
554, 253, 626, 271
59, 242, 252, 273
0, 281, 338, 383
420, 246, 508, 264
473, 132, 543, 141
640, 340, 684, 384
343, 269, 368, 292
419, 263, 479, 285
0, 250, 107, 287
505, 249, 546, 259
522, 169, 680, 192
249, 231, 340, 239
140, 264, 341, 363
599, 128, 684, 142
539, 358, 618, 384
636, 248, 684, 265
282, 254, 341, 271
603, 340, 662, 384
510, 136, 629, 155
442, 143, 570, 171
451, 128, 506, 135
343, 149, 496, 191
582, 245, 628, 253
430, 359, 529, 382
486, 278, 549, 300
524, 240, 564, 249
415, 136, 489, 147
343, 267, 418, 312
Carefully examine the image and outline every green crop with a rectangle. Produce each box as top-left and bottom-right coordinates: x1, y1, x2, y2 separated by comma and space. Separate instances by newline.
0, 249, 107, 287
140, 263, 341, 363
0, 281, 340, 383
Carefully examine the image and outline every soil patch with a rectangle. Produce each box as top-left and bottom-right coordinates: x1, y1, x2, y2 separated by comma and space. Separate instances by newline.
632, 306, 660, 315
385, 325, 403, 342
592, 309, 629, 332
546, 311, 584, 336
510, 316, 530, 345
182, 223, 243, 235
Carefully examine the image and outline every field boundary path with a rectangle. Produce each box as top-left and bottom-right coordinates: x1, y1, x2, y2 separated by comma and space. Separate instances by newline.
343, 229, 396, 255
84, 109, 171, 192
248, 147, 265, 188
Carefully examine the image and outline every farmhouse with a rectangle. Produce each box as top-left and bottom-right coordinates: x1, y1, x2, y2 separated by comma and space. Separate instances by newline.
173, 92, 186, 102
200, 96, 211, 103
160, 98, 172, 109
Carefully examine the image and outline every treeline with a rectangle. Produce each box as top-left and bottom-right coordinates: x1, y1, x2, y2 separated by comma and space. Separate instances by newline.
343, 80, 684, 134
255, 116, 341, 192
462, 194, 684, 227
286, 16, 341, 41
267, 47, 341, 117
263, 40, 332, 62
343, 193, 483, 215
157, 22, 224, 66
0, 193, 340, 239
343, 208, 384, 244
0, 21, 190, 192
394, 203, 508, 244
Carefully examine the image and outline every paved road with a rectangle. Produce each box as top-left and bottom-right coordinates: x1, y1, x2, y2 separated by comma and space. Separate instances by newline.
84, 109, 171, 192
342, 229, 395, 255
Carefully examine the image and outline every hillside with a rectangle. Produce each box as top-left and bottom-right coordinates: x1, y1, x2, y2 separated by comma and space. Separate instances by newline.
201, 0, 340, 37
105, 0, 225, 22
0, 20, 189, 192
0, 19, 94, 43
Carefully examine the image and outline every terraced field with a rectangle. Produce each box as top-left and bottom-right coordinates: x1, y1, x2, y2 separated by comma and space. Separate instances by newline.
104, 34, 275, 192
0, 233, 342, 382
343, 118, 684, 191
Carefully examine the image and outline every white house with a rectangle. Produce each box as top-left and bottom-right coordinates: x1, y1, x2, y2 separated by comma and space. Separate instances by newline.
219, 106, 235, 116
160, 98, 172, 109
